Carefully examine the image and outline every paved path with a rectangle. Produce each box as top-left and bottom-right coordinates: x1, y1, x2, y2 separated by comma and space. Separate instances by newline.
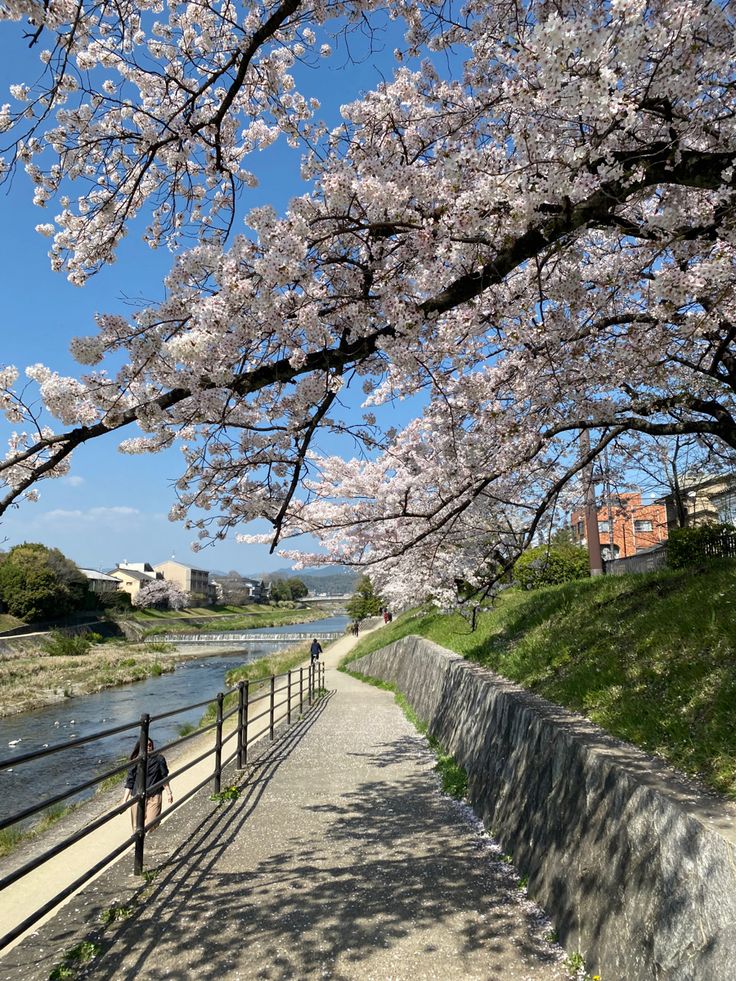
1, 633, 569, 980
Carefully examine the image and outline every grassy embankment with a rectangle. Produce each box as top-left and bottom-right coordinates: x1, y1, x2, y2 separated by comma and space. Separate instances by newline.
342, 561, 736, 800
133, 603, 325, 637
0, 613, 24, 632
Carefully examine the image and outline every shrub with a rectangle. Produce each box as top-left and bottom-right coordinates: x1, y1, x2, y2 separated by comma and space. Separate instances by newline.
144, 640, 174, 653
514, 543, 589, 590
43, 630, 94, 657
99, 590, 132, 611
667, 523, 736, 568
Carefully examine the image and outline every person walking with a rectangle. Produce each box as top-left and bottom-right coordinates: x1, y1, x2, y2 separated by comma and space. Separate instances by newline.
121, 737, 173, 833
310, 638, 323, 663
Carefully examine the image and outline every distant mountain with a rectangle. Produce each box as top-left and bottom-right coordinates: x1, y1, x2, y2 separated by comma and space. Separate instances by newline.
261, 566, 359, 596
206, 565, 359, 595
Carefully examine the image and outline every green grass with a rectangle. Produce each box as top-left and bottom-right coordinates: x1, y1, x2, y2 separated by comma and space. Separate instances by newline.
0, 613, 24, 632
342, 561, 736, 800
139, 606, 322, 637
0, 802, 77, 858
99, 903, 134, 926
224, 642, 311, 687
49, 941, 101, 979
196, 642, 312, 727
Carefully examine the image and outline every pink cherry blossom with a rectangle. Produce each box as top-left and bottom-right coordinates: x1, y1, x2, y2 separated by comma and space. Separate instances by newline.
0, 0, 734, 605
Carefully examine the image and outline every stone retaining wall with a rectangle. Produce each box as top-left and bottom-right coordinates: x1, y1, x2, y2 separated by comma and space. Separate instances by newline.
351, 636, 736, 981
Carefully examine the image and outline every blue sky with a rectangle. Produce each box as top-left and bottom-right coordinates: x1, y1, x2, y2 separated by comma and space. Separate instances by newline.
0, 14, 420, 575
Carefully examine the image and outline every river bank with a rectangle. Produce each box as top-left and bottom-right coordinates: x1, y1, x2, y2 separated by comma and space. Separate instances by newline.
0, 606, 338, 719
0, 637, 331, 719
0, 641, 177, 718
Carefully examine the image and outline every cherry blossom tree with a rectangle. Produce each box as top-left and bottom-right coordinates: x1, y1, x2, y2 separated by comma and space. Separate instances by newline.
0, 0, 735, 607
133, 578, 190, 610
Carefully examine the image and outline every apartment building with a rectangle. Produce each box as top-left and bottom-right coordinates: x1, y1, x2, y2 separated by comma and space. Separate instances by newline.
661, 473, 736, 529
153, 560, 210, 600
571, 491, 668, 560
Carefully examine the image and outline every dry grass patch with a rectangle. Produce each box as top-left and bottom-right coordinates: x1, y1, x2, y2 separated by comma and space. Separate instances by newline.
0, 643, 175, 717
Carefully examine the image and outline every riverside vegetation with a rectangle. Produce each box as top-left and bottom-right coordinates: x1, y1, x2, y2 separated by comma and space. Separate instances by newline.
0, 637, 175, 718
0, 602, 329, 717
134, 603, 324, 637
343, 561, 736, 801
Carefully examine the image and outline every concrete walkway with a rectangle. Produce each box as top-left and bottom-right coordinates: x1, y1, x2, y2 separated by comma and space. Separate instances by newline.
1, 634, 569, 980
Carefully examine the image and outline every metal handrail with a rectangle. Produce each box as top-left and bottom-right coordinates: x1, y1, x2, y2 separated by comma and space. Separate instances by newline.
0, 756, 132, 832
0, 660, 326, 952
147, 694, 218, 723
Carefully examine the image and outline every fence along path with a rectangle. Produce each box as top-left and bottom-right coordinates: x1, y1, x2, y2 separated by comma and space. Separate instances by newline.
0, 658, 325, 954
1, 631, 568, 981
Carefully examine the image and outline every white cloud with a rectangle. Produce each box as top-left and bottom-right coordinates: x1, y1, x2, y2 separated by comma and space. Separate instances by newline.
65, 475, 85, 487
40, 506, 141, 523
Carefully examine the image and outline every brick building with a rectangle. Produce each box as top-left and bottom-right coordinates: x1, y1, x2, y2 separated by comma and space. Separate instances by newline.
570, 491, 668, 560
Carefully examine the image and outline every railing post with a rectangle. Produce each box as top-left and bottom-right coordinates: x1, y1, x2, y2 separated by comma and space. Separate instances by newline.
243, 680, 250, 765
308, 663, 313, 707
287, 670, 292, 725
214, 691, 224, 794
269, 675, 275, 740
236, 682, 245, 769
133, 713, 150, 876
299, 667, 304, 715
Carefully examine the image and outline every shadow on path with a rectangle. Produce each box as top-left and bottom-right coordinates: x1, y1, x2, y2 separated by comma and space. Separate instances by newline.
82, 725, 561, 981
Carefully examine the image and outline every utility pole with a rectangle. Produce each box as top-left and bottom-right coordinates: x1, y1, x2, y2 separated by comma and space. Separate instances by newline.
603, 445, 615, 560
580, 430, 603, 576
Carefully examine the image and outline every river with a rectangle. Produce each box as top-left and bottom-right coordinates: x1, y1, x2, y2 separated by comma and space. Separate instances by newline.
0, 614, 348, 826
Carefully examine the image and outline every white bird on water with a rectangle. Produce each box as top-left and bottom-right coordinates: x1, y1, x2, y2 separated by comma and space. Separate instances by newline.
8, 739, 20, 747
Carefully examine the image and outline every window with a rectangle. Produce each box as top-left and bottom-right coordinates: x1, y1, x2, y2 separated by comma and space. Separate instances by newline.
598, 520, 611, 534
714, 489, 736, 525
634, 520, 653, 533
601, 544, 620, 561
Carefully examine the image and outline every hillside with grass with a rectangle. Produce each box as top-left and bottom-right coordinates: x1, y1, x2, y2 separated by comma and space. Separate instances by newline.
344, 561, 736, 800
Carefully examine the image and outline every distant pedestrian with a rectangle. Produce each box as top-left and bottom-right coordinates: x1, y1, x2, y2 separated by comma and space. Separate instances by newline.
310, 638, 323, 663
121, 737, 173, 833
352, 621, 360, 637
